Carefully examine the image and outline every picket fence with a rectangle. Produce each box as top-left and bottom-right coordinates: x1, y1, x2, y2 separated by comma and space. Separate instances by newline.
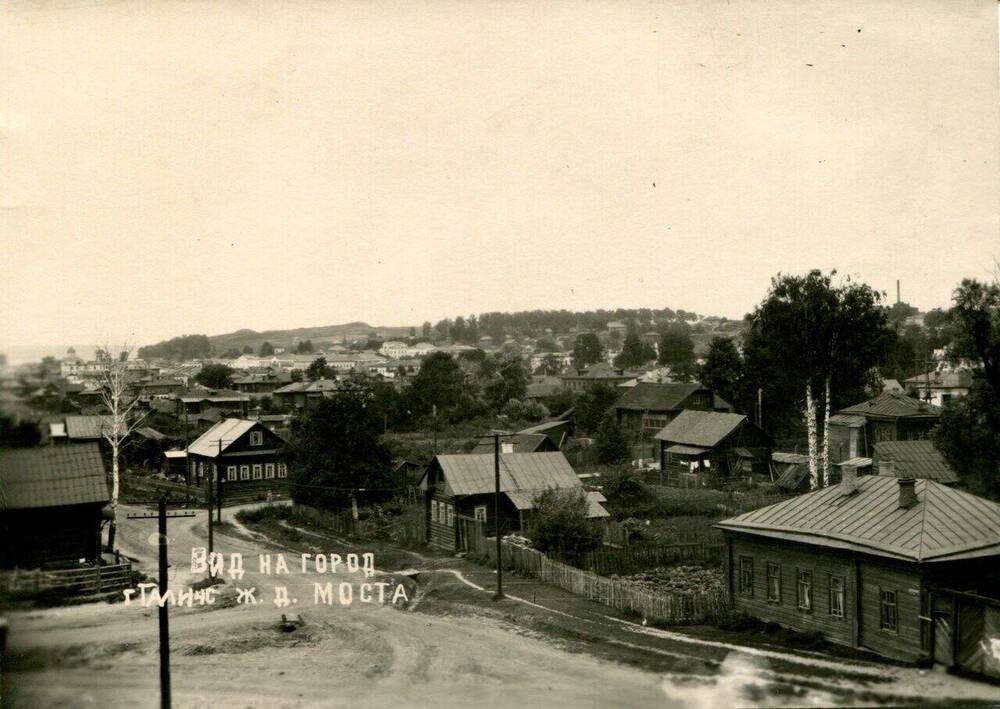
480, 541, 730, 625
292, 503, 427, 546
556, 540, 725, 577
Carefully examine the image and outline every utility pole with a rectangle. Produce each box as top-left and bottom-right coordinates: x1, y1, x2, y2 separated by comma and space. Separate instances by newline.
127, 498, 196, 709
477, 430, 515, 601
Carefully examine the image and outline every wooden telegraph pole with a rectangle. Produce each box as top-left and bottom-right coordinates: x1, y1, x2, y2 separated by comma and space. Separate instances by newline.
477, 430, 516, 601
127, 498, 196, 709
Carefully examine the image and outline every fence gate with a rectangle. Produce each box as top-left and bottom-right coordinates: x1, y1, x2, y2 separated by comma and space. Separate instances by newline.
456, 515, 483, 554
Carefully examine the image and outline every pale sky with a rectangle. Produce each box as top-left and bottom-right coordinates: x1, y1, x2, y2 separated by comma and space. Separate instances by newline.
1, 0, 998, 352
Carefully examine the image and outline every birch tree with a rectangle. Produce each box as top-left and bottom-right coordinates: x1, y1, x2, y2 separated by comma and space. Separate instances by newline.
98, 344, 148, 551
744, 271, 891, 489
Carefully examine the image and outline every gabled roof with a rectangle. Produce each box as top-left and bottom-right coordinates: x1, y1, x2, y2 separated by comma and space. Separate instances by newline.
133, 426, 166, 441
188, 418, 260, 457
874, 440, 958, 484
828, 414, 866, 428
504, 489, 610, 518
64, 415, 108, 440
470, 433, 554, 455
717, 476, 1000, 563
177, 388, 249, 403
653, 410, 748, 448
0, 443, 109, 509
431, 451, 581, 497
838, 391, 940, 419
614, 382, 703, 412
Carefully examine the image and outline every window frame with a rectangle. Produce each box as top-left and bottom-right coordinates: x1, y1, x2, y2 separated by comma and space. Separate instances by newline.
474, 505, 487, 522
252, 464, 263, 480
796, 569, 813, 612
880, 588, 898, 632
277, 463, 287, 478
249, 430, 263, 447
766, 562, 782, 604
226, 465, 237, 481
829, 575, 846, 619
240, 465, 250, 481
265, 463, 275, 479
738, 556, 754, 597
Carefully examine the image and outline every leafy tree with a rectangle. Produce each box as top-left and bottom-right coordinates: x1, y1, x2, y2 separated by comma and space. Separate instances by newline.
535, 337, 558, 353
194, 363, 235, 389
408, 326, 416, 338
934, 381, 1000, 499
138, 334, 212, 361
258, 342, 275, 357
538, 353, 564, 376
528, 488, 603, 556
222, 348, 241, 359
949, 278, 1000, 398
241, 345, 253, 354
306, 357, 332, 381
422, 321, 433, 339
575, 383, 620, 434
290, 369, 304, 383
742, 270, 892, 488
594, 412, 630, 465
698, 336, 746, 410
0, 413, 41, 448
546, 388, 577, 417
484, 355, 528, 412
295, 339, 315, 354
602, 467, 649, 518
285, 389, 395, 509
404, 352, 465, 418
887, 301, 919, 326
571, 333, 604, 368
657, 322, 696, 378
613, 333, 655, 368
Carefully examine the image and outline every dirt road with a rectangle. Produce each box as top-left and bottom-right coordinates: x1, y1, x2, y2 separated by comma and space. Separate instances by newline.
4, 504, 997, 708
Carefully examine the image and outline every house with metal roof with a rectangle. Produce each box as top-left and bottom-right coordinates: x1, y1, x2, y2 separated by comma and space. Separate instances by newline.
272, 379, 340, 410
828, 391, 940, 464
419, 451, 608, 552
903, 369, 972, 407
0, 443, 110, 568
174, 388, 250, 417
872, 440, 958, 485
717, 471, 1000, 670
560, 363, 640, 392
653, 410, 771, 487
186, 418, 288, 496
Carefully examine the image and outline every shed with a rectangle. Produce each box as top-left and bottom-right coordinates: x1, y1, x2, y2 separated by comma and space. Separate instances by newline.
654, 410, 771, 486
0, 444, 110, 568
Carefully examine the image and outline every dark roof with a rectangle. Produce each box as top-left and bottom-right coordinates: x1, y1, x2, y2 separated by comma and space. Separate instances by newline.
873, 440, 958, 484
828, 414, 866, 428
132, 426, 166, 441
0, 443, 109, 510
838, 391, 940, 419
653, 410, 748, 448
718, 476, 1000, 562
64, 415, 108, 440
614, 382, 703, 412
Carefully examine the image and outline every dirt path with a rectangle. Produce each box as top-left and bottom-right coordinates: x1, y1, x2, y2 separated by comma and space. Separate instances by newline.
5, 504, 998, 708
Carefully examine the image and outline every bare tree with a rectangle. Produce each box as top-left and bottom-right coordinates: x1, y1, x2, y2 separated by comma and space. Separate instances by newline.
98, 344, 147, 551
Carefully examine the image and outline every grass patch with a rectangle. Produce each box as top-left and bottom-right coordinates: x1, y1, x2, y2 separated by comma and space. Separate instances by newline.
235, 505, 292, 524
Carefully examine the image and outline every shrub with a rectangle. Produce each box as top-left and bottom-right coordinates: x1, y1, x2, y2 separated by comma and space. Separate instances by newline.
236, 505, 291, 524
528, 488, 603, 556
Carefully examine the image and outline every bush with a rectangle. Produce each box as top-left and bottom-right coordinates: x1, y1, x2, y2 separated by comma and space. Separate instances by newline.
593, 413, 630, 465
528, 488, 603, 556
236, 505, 291, 524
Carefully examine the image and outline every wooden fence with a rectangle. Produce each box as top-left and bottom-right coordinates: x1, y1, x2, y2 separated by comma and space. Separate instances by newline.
479, 541, 729, 625
0, 561, 133, 599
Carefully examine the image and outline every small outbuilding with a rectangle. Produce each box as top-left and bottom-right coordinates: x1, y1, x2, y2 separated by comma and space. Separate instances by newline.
654, 410, 771, 487
0, 444, 110, 568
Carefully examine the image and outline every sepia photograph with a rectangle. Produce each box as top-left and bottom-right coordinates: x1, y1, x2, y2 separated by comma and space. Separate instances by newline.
1, 1, 999, 707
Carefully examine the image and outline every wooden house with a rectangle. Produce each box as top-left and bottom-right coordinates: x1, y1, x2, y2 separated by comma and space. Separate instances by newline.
186, 418, 288, 497
174, 388, 250, 417
272, 379, 339, 410
419, 451, 609, 552
828, 391, 940, 463
470, 433, 558, 455
560, 363, 638, 392
653, 410, 771, 487
614, 382, 733, 451
0, 444, 110, 568
903, 369, 972, 407
717, 471, 1000, 676
872, 440, 958, 486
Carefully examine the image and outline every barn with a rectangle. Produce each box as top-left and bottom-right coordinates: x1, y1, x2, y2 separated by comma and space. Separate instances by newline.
0, 444, 110, 568
717, 469, 1000, 675
654, 410, 771, 487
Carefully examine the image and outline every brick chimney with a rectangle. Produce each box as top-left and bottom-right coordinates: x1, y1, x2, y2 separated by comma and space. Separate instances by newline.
897, 477, 918, 509
839, 464, 858, 495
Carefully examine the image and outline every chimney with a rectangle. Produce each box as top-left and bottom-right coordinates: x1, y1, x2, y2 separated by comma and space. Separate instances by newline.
501, 442, 515, 454
839, 464, 858, 495
897, 477, 918, 509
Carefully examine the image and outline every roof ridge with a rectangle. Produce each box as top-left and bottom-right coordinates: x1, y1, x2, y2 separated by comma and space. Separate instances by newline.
917, 479, 929, 561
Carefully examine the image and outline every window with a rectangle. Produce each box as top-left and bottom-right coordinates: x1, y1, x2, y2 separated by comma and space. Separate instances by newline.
198, 461, 204, 478
252, 464, 263, 480
277, 463, 287, 478
880, 589, 898, 632
474, 505, 487, 522
829, 576, 845, 618
702, 459, 711, 468
431, 500, 440, 523
445, 503, 454, 527
249, 430, 263, 446
226, 466, 236, 481
738, 556, 754, 596
240, 465, 250, 481
797, 570, 813, 611
766, 563, 782, 603
265, 463, 275, 479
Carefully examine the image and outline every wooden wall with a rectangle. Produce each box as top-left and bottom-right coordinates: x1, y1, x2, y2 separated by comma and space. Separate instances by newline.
858, 559, 926, 662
